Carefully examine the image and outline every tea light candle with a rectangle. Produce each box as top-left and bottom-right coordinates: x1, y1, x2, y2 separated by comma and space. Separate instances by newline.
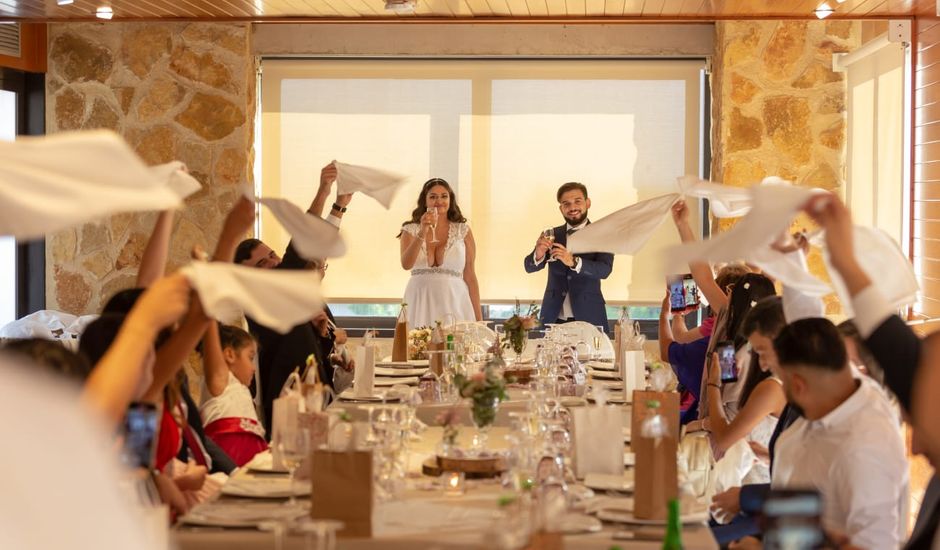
444, 471, 466, 495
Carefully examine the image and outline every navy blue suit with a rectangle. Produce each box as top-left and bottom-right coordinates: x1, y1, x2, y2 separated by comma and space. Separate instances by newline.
523, 223, 613, 331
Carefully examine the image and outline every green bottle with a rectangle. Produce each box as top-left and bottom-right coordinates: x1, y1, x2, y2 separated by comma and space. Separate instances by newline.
662, 498, 683, 550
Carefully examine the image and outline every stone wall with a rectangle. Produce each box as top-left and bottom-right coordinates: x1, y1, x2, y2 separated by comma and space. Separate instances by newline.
711, 20, 860, 312
45, 22, 254, 315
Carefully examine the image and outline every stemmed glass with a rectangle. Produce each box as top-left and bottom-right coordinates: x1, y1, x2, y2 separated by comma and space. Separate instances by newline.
295, 518, 344, 550
276, 426, 310, 509
428, 206, 440, 244
541, 227, 557, 262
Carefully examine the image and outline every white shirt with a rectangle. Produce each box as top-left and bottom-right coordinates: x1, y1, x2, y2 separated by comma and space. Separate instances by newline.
200, 372, 263, 431
772, 377, 909, 550
325, 213, 342, 228
533, 221, 585, 320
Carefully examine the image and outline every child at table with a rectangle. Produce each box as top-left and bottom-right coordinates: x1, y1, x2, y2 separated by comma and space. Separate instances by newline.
199, 322, 268, 467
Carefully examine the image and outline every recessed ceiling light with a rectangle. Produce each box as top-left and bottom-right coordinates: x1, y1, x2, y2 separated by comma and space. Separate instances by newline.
56, 0, 75, 5
385, 0, 416, 13
815, 2, 834, 18
95, 6, 113, 19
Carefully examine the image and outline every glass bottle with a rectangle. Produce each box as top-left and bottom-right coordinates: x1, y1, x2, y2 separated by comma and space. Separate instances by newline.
662, 498, 683, 550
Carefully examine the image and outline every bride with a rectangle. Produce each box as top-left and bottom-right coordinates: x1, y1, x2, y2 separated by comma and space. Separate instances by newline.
399, 178, 482, 327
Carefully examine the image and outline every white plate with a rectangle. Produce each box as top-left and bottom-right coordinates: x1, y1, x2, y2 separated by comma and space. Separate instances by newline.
374, 366, 427, 377
374, 376, 419, 386
590, 370, 622, 381
596, 508, 709, 526
221, 477, 312, 499
582, 471, 634, 492
585, 360, 617, 371
244, 451, 287, 474
378, 360, 429, 368
557, 513, 603, 534
584, 495, 634, 515
181, 502, 307, 527
337, 391, 400, 402
559, 396, 588, 408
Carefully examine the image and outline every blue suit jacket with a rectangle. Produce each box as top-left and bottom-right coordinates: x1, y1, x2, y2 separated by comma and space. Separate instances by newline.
523, 223, 613, 330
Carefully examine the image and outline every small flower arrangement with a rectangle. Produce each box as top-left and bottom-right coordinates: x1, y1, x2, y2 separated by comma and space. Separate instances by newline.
435, 407, 460, 447
502, 300, 540, 355
454, 364, 508, 429
408, 326, 433, 360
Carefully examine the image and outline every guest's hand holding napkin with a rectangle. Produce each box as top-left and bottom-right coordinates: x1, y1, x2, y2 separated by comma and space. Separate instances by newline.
256, 196, 347, 260
333, 160, 407, 210
0, 130, 196, 239
567, 193, 679, 255
180, 261, 324, 334
677, 175, 752, 218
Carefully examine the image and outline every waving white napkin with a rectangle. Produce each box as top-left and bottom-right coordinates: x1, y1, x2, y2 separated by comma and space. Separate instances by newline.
0, 130, 199, 239
180, 261, 324, 334
150, 161, 202, 200
567, 193, 679, 255
334, 160, 407, 209
254, 196, 347, 260
677, 175, 753, 218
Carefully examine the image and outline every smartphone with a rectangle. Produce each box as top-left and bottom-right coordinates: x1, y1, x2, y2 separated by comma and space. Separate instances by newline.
122, 402, 160, 469
761, 489, 826, 550
681, 274, 699, 309
717, 341, 738, 383
666, 274, 688, 312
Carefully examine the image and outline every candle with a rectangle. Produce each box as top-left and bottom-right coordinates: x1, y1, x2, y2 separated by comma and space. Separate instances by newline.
444, 471, 466, 496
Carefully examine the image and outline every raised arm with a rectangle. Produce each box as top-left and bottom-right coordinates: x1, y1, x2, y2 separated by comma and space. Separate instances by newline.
213, 197, 255, 263
83, 274, 190, 426
308, 162, 338, 217
201, 321, 229, 398
136, 210, 175, 287
140, 295, 211, 403
658, 292, 675, 361
401, 215, 433, 270
463, 228, 483, 321
672, 200, 728, 311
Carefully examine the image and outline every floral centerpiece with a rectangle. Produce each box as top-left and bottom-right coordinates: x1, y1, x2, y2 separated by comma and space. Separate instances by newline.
454, 362, 508, 446
408, 326, 433, 360
435, 407, 460, 455
502, 300, 540, 356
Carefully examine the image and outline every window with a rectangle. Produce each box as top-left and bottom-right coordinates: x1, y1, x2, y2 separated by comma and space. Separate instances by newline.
0, 89, 15, 327
260, 59, 703, 318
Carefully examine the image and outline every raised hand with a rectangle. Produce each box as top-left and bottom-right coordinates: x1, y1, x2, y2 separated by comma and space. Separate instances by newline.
550, 243, 575, 268
319, 162, 338, 189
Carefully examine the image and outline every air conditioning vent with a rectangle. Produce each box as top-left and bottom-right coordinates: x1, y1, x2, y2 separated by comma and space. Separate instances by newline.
0, 23, 21, 58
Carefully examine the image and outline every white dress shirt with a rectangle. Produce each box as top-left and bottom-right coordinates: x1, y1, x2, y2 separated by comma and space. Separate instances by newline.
772, 376, 909, 550
533, 221, 585, 320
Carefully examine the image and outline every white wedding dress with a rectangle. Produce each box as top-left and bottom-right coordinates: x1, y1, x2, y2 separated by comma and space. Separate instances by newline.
402, 222, 475, 328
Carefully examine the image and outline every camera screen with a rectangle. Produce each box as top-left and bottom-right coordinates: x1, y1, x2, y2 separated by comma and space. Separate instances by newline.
123, 403, 159, 469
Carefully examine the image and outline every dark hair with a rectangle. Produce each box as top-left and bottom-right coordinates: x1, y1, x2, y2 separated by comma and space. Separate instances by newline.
738, 350, 772, 409
102, 288, 145, 315
235, 238, 264, 265
401, 178, 467, 229
774, 318, 847, 372
837, 320, 882, 382
726, 273, 777, 350
715, 264, 750, 294
78, 314, 128, 366
740, 296, 786, 339
2, 338, 92, 383
556, 182, 588, 202
219, 324, 254, 352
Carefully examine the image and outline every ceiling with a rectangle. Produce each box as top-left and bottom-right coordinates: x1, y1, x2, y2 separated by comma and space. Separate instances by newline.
1, 0, 937, 20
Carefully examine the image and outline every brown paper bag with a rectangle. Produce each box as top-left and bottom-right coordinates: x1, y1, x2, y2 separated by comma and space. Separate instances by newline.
311, 450, 374, 537
613, 321, 622, 370
631, 390, 679, 521
630, 390, 680, 452
524, 531, 564, 550
392, 306, 409, 362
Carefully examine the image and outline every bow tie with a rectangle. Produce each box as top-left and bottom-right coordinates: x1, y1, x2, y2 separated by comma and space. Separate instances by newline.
566, 227, 580, 236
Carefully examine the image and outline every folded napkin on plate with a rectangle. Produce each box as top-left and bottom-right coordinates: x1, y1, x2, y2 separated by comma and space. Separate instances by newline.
567, 193, 678, 255
256, 196, 347, 260
677, 175, 752, 218
334, 161, 408, 209
0, 130, 199, 239
180, 262, 323, 334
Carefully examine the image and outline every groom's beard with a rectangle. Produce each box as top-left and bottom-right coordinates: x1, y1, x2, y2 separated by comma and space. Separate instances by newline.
564, 210, 588, 226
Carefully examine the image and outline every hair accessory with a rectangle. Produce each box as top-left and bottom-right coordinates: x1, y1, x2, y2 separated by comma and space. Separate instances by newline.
750, 300, 757, 307
743, 282, 751, 290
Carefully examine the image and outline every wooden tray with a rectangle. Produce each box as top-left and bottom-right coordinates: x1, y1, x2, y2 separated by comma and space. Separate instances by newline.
421, 455, 508, 479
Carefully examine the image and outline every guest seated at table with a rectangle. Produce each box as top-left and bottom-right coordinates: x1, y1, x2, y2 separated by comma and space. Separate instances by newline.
1, 337, 91, 384
770, 317, 907, 550
199, 323, 268, 466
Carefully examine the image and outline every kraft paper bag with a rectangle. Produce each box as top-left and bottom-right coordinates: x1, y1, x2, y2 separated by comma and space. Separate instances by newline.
570, 405, 623, 478
621, 350, 646, 396
632, 397, 679, 521
311, 450, 374, 538
354, 346, 375, 398
392, 306, 409, 362
630, 391, 679, 453
271, 392, 303, 470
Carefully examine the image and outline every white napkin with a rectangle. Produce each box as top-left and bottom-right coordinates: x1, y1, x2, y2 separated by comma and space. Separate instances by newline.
567, 193, 679, 255
180, 261, 324, 334
0, 130, 194, 239
665, 182, 823, 273
257, 196, 347, 260
354, 345, 376, 398
677, 175, 752, 218
334, 160, 408, 210
571, 405, 624, 478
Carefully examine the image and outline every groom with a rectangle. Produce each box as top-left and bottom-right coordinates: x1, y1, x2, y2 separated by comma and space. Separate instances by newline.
524, 182, 614, 331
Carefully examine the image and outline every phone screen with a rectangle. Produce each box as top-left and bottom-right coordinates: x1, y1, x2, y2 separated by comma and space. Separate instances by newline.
122, 402, 160, 469
682, 275, 699, 309
667, 275, 686, 312
718, 342, 738, 383
762, 489, 825, 550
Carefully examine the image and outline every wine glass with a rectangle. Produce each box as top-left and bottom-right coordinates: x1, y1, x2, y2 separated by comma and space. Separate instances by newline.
541, 227, 557, 262
295, 518, 344, 550
276, 427, 310, 508
428, 206, 440, 244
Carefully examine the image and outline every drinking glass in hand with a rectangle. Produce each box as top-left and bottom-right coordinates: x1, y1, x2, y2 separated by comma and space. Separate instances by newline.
429, 207, 440, 244
277, 427, 310, 508
541, 227, 557, 262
